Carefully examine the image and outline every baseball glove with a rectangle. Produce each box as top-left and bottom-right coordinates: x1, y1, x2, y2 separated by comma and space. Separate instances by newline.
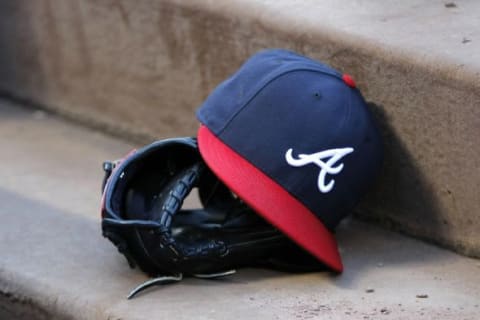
101, 137, 323, 298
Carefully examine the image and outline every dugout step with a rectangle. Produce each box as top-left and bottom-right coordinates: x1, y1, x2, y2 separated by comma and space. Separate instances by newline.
1, 99, 479, 319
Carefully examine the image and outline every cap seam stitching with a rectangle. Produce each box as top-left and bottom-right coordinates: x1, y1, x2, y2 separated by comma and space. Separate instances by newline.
216, 67, 344, 136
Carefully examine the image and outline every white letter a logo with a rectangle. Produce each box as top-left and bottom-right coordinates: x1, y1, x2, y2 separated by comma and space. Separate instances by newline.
285, 147, 354, 193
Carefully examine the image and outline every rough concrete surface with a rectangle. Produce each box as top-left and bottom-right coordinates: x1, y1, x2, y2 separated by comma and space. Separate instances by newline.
0, 0, 478, 258
1, 100, 479, 320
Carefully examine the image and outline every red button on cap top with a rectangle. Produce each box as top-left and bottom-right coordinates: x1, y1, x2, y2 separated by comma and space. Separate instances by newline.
342, 74, 356, 88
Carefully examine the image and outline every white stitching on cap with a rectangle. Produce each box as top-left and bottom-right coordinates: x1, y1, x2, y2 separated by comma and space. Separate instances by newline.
285, 147, 354, 193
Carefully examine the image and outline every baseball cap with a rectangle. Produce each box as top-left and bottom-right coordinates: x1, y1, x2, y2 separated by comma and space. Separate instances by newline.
196, 49, 383, 272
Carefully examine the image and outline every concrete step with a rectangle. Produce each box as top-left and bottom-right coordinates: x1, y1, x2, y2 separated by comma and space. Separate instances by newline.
0, 0, 478, 258
1, 100, 480, 319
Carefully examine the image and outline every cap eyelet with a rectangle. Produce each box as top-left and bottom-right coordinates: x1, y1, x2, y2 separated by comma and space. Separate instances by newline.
313, 92, 322, 99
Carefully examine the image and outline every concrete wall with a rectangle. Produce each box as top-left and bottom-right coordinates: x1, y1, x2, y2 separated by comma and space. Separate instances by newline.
0, 0, 479, 257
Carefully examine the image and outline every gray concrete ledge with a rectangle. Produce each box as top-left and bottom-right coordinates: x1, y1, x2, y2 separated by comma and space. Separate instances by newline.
1, 99, 480, 320
0, 0, 479, 257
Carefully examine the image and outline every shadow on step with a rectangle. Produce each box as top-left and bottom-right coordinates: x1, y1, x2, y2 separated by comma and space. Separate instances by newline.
355, 103, 451, 255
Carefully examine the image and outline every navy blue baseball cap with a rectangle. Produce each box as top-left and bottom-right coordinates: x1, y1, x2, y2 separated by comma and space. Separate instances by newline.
196, 49, 382, 272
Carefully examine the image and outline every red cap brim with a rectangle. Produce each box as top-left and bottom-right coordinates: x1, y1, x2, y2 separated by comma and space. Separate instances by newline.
197, 125, 343, 272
